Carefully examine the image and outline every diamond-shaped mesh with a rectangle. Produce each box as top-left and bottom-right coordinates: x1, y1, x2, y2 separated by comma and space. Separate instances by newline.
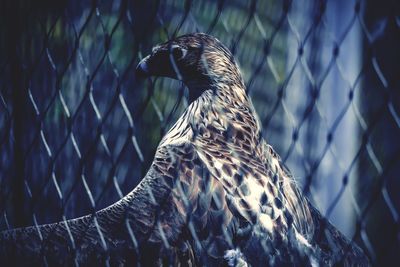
0, 0, 399, 265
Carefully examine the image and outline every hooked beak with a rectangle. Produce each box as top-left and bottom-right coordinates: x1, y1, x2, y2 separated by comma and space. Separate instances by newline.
135, 50, 180, 79
136, 55, 151, 78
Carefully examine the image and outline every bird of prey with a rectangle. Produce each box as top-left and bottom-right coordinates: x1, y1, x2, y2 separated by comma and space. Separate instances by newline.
1, 33, 369, 266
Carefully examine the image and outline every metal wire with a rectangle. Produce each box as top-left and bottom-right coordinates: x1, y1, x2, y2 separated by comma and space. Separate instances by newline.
0, 0, 399, 265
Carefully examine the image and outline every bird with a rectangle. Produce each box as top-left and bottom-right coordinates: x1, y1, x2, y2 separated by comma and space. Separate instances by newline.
0, 33, 369, 266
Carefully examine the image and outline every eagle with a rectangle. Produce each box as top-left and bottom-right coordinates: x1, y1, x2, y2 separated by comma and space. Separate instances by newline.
1, 33, 369, 266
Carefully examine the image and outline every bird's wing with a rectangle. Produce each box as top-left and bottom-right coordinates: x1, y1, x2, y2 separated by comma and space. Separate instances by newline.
188, 104, 367, 265
191, 104, 288, 228
0, 143, 214, 265
260, 142, 370, 266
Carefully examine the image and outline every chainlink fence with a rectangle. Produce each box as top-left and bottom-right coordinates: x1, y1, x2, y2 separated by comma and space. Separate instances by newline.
0, 0, 399, 265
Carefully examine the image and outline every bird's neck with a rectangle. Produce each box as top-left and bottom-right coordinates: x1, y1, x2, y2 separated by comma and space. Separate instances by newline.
193, 82, 262, 140
186, 77, 249, 110
160, 79, 261, 148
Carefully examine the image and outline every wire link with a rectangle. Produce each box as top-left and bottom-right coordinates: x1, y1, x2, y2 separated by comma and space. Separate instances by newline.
0, 0, 398, 265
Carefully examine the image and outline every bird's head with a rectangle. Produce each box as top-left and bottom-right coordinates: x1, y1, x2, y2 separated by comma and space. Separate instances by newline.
136, 33, 244, 100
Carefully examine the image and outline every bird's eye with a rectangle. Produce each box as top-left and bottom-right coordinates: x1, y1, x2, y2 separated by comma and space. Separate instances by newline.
170, 45, 187, 60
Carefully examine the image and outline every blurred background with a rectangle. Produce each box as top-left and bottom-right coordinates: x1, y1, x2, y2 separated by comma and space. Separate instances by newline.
0, 0, 399, 265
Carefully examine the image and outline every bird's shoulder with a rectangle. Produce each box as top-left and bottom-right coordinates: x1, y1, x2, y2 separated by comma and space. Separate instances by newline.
150, 142, 211, 193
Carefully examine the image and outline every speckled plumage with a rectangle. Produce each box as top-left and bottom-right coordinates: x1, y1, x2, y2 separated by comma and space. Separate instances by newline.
0, 33, 369, 266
